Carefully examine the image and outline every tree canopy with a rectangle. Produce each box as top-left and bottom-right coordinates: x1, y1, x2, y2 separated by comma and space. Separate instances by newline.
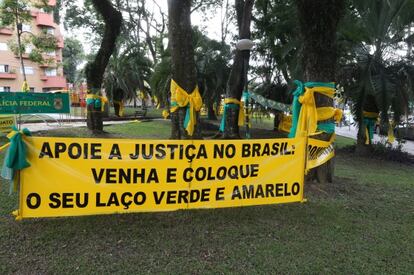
62, 0, 414, 142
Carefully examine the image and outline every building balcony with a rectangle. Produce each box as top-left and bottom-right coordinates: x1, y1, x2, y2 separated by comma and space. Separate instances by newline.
41, 76, 67, 89
15, 54, 31, 59
36, 13, 55, 28
0, 28, 13, 35
0, 73, 17, 79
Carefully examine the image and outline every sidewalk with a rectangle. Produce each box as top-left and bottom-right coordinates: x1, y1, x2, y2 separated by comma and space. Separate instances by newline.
336, 125, 414, 155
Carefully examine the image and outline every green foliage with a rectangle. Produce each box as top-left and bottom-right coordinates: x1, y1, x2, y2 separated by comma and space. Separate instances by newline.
32, 0, 53, 13
7, 33, 57, 65
150, 27, 232, 110
63, 0, 104, 45
28, 49, 43, 63
254, 0, 301, 79
63, 37, 85, 84
0, 0, 32, 27
104, 46, 153, 102
150, 55, 171, 107
7, 39, 24, 56
338, 0, 414, 143
32, 33, 57, 51
193, 27, 232, 107
0, 0, 58, 67
337, 138, 414, 163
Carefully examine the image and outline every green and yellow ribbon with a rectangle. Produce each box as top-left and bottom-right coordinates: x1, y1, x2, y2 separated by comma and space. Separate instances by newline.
0, 126, 31, 194
170, 79, 203, 136
5, 127, 31, 171
21, 81, 29, 92
219, 98, 245, 132
363, 111, 379, 144
289, 81, 342, 137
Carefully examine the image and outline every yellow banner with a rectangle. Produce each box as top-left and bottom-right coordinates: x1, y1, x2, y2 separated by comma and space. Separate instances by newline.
0, 115, 14, 133
307, 136, 335, 170
16, 137, 306, 219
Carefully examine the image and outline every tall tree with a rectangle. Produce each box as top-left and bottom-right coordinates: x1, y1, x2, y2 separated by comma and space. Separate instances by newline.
338, 0, 414, 148
62, 37, 85, 84
221, 0, 255, 138
84, 0, 122, 132
193, 28, 231, 121
253, 0, 299, 129
104, 47, 152, 111
168, 0, 200, 139
295, 0, 345, 183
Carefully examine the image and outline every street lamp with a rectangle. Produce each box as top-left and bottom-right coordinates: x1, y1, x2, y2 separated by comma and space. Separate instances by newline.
235, 39, 254, 138
235, 39, 254, 51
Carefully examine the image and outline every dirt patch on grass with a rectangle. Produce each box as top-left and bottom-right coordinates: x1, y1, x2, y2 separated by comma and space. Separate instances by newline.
306, 176, 363, 200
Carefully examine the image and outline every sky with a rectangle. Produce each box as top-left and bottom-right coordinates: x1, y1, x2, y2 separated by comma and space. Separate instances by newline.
62, 1, 230, 55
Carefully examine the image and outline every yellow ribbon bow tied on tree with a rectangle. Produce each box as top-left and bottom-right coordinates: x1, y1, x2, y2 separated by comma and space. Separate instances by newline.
170, 79, 203, 136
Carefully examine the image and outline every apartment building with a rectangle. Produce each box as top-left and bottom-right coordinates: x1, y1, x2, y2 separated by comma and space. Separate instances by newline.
0, 0, 66, 92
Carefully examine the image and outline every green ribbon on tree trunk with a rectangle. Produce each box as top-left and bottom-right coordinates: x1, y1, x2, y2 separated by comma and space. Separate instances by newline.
219, 104, 240, 132
363, 117, 376, 143
289, 81, 336, 138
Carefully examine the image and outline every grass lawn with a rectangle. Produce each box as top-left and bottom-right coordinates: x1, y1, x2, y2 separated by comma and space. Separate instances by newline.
0, 122, 413, 274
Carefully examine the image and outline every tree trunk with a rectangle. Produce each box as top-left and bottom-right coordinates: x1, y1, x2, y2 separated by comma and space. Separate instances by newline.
207, 101, 218, 120
113, 88, 124, 117
85, 0, 122, 132
222, 0, 255, 138
296, 0, 345, 183
168, 0, 200, 139
273, 111, 282, 131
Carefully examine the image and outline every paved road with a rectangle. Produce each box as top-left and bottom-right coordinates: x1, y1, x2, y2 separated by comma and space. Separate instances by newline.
336, 125, 414, 155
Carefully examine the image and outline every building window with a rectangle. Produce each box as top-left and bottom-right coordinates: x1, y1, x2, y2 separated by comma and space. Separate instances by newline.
20, 67, 34, 75
45, 68, 57, 76
46, 28, 54, 35
25, 45, 33, 54
46, 50, 56, 56
0, 87, 11, 92
30, 87, 35, 93
22, 24, 31, 32
0, 42, 7, 51
0, 65, 9, 73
